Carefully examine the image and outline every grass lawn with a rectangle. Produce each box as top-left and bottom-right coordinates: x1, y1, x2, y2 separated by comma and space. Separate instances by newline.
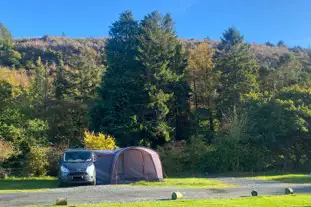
131, 178, 235, 188
43, 195, 311, 207
0, 176, 57, 194
255, 174, 311, 184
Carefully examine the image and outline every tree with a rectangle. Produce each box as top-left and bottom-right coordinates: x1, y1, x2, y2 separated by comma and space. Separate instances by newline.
187, 43, 217, 140
277, 40, 286, 47
248, 85, 311, 170
167, 43, 192, 141
260, 53, 302, 93
0, 23, 21, 67
30, 57, 49, 111
216, 27, 259, 113
265, 41, 275, 47
137, 11, 185, 147
50, 55, 103, 147
90, 11, 143, 146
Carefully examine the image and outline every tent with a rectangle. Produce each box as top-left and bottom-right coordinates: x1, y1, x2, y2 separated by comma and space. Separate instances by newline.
94, 147, 163, 184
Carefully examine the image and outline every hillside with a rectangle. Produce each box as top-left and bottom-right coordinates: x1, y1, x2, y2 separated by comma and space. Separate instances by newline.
11, 36, 311, 71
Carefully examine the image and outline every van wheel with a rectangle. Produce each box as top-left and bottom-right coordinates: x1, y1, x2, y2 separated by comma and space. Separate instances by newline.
57, 179, 65, 187
92, 178, 96, 185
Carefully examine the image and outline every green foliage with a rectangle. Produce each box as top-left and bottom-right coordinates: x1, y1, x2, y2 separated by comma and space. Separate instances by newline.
30, 57, 49, 108
25, 146, 49, 176
216, 27, 259, 113
0, 12, 311, 175
158, 141, 186, 175
0, 23, 21, 67
91, 11, 190, 147
137, 11, 187, 147
51, 55, 103, 147
90, 11, 143, 146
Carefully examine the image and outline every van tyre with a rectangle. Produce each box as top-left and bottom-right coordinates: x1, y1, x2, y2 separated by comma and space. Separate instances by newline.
57, 179, 65, 187
91, 176, 97, 185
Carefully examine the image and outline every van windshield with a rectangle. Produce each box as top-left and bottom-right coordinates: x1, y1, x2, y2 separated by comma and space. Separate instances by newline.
64, 151, 92, 163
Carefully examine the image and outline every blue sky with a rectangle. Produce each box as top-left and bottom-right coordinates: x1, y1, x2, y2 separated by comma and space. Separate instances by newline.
1, 0, 310, 47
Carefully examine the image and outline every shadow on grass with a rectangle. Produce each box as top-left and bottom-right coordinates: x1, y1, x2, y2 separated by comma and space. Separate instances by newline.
0, 179, 57, 191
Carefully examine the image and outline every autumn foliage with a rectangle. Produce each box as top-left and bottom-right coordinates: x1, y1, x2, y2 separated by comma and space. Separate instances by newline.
84, 130, 117, 150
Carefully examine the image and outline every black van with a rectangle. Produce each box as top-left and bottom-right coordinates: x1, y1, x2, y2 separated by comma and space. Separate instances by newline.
58, 149, 96, 187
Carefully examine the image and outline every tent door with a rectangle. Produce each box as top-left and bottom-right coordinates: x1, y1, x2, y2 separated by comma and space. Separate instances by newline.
123, 150, 145, 181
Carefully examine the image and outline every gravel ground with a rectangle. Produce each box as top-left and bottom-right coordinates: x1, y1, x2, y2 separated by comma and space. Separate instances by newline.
0, 178, 310, 207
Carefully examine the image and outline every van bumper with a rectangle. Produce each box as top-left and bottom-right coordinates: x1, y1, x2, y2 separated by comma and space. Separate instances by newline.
59, 173, 95, 184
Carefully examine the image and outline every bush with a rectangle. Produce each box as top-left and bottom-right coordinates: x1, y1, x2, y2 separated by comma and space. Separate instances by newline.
183, 136, 210, 174
46, 145, 66, 176
25, 146, 49, 176
84, 130, 117, 150
0, 138, 15, 164
0, 138, 16, 178
158, 141, 186, 176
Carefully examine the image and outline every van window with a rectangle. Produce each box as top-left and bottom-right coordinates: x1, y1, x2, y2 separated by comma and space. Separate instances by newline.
64, 151, 92, 162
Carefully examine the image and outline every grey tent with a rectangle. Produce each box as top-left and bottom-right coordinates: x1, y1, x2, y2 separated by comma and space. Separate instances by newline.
94, 147, 163, 184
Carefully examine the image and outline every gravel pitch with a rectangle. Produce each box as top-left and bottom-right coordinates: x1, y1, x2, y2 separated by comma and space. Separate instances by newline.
0, 178, 310, 207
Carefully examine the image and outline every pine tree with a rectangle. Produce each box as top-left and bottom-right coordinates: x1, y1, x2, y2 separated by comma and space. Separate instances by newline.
90, 11, 144, 146
137, 11, 183, 147
31, 57, 49, 109
216, 27, 259, 113
50, 55, 103, 147
54, 60, 69, 101
167, 43, 192, 141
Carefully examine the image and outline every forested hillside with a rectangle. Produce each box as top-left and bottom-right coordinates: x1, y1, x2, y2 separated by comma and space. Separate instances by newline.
1, 11, 311, 176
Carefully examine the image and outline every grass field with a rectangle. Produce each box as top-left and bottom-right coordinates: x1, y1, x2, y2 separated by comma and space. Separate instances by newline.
0, 177, 232, 193
255, 174, 311, 184
0, 176, 57, 193
42, 195, 311, 207
131, 178, 235, 188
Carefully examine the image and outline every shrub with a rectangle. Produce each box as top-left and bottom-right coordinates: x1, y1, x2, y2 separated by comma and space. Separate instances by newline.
0, 139, 15, 178
84, 130, 117, 150
0, 138, 15, 164
183, 136, 210, 174
25, 146, 49, 176
158, 141, 186, 176
46, 145, 66, 176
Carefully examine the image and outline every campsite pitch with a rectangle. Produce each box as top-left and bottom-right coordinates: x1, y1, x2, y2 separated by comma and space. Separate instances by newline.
254, 174, 311, 184
131, 178, 235, 188
0, 176, 57, 194
36, 195, 311, 207
1, 176, 311, 206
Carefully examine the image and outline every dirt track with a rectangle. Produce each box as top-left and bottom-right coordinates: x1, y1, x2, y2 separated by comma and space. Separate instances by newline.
0, 178, 310, 207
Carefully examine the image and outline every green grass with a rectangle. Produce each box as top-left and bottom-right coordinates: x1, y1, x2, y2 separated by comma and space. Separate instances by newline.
255, 174, 311, 184
42, 195, 311, 207
131, 178, 235, 188
0, 176, 57, 194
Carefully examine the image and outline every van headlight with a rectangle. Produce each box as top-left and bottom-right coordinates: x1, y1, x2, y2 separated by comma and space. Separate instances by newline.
86, 164, 95, 175
60, 166, 69, 173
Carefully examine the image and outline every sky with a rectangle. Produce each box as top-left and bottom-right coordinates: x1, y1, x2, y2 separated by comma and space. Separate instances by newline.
1, 0, 310, 47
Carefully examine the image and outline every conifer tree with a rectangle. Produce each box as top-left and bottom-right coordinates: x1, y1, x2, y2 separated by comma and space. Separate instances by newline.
90, 11, 144, 146
216, 27, 259, 112
137, 11, 183, 146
